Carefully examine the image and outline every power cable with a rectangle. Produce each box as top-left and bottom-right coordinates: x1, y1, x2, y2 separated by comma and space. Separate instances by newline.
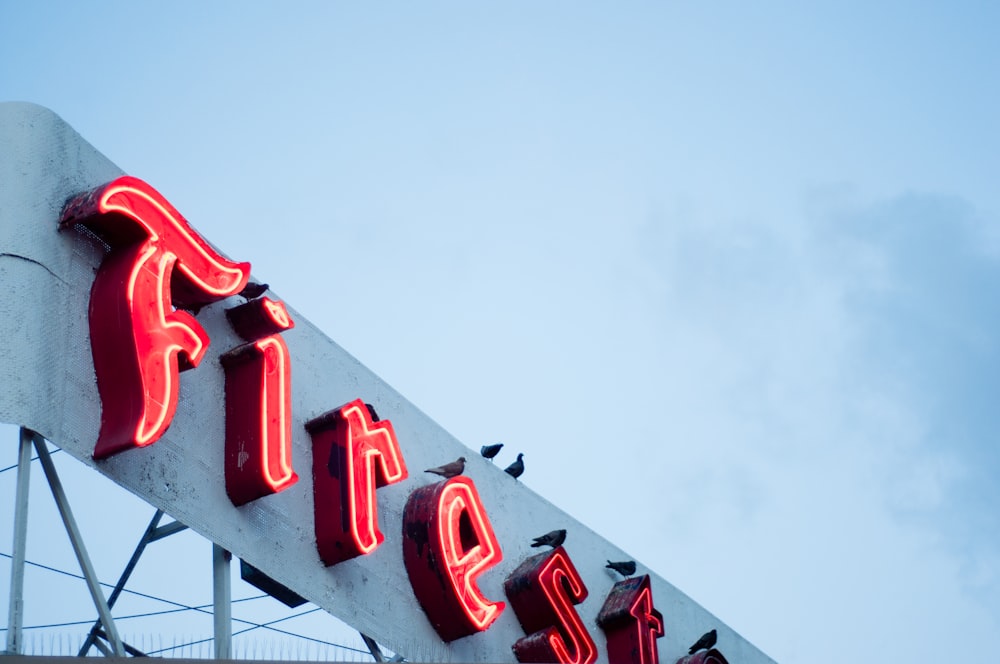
1, 596, 267, 631
0, 448, 383, 658
0, 552, 373, 656
145, 607, 372, 657
0, 447, 62, 474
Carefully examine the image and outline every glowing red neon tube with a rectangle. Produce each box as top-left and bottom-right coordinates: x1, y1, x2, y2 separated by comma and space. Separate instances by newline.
596, 575, 664, 664
222, 298, 298, 505
60, 176, 250, 459
504, 546, 598, 664
403, 476, 505, 642
306, 399, 408, 565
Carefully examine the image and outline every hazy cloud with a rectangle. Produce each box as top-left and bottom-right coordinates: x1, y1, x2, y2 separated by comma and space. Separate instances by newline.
627, 187, 999, 661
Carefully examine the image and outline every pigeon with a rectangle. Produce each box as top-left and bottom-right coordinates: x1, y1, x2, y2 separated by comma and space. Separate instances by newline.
425, 457, 466, 479
364, 403, 380, 422
503, 453, 524, 479
605, 560, 637, 577
480, 442, 503, 461
239, 281, 270, 300
531, 529, 567, 548
688, 629, 717, 654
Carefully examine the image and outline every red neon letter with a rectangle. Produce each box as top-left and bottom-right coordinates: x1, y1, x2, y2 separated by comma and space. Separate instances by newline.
60, 176, 250, 459
597, 575, 664, 664
402, 476, 505, 641
504, 546, 598, 664
306, 399, 408, 565
222, 297, 298, 505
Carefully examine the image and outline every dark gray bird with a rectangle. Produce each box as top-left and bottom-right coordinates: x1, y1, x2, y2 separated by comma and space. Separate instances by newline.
688, 629, 717, 654
425, 457, 466, 479
480, 442, 503, 461
239, 281, 270, 300
605, 560, 637, 577
503, 453, 524, 479
531, 529, 566, 548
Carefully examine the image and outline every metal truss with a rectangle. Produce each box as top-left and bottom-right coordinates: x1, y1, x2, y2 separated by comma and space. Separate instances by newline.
4, 427, 189, 658
4, 427, 400, 661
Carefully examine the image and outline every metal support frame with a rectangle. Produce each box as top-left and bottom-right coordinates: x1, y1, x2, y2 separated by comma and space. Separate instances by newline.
361, 633, 405, 662
213, 543, 232, 659
361, 633, 385, 662
31, 431, 126, 657
90, 636, 113, 657
5, 426, 234, 660
77, 509, 188, 656
4, 428, 34, 654
4, 428, 393, 661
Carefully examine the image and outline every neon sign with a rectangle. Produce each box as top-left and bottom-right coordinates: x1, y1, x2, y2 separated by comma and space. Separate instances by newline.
505, 546, 598, 664
221, 297, 298, 505
402, 476, 505, 641
306, 399, 408, 565
56, 175, 736, 663
597, 575, 665, 664
60, 176, 250, 459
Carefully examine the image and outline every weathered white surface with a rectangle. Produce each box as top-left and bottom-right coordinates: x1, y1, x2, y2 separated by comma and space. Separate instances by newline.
0, 102, 776, 664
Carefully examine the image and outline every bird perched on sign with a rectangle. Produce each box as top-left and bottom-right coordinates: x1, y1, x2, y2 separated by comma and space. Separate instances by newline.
605, 560, 637, 577
688, 629, 717, 654
425, 457, 466, 479
480, 443, 503, 461
531, 529, 566, 548
504, 453, 524, 479
239, 281, 270, 300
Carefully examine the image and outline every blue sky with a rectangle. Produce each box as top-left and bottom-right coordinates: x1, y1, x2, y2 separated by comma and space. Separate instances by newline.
2, 2, 999, 662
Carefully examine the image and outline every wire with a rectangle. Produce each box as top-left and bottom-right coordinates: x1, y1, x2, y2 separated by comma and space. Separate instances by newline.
0, 551, 260, 614
0, 551, 200, 609
0, 552, 375, 656
1, 596, 268, 632
0, 446, 385, 658
0, 447, 62, 474
145, 606, 372, 657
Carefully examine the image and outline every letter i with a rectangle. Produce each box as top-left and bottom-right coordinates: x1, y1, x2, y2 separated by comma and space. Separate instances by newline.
221, 295, 298, 505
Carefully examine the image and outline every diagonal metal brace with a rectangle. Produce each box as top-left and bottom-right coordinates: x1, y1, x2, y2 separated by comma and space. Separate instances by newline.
95, 629, 148, 657
31, 431, 125, 657
361, 632, 385, 662
78, 509, 188, 656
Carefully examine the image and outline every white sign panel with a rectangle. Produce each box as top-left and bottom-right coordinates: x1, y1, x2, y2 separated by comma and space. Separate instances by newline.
0, 102, 774, 664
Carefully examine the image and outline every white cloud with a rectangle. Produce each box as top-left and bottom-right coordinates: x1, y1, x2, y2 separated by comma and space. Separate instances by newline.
615, 187, 1000, 662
